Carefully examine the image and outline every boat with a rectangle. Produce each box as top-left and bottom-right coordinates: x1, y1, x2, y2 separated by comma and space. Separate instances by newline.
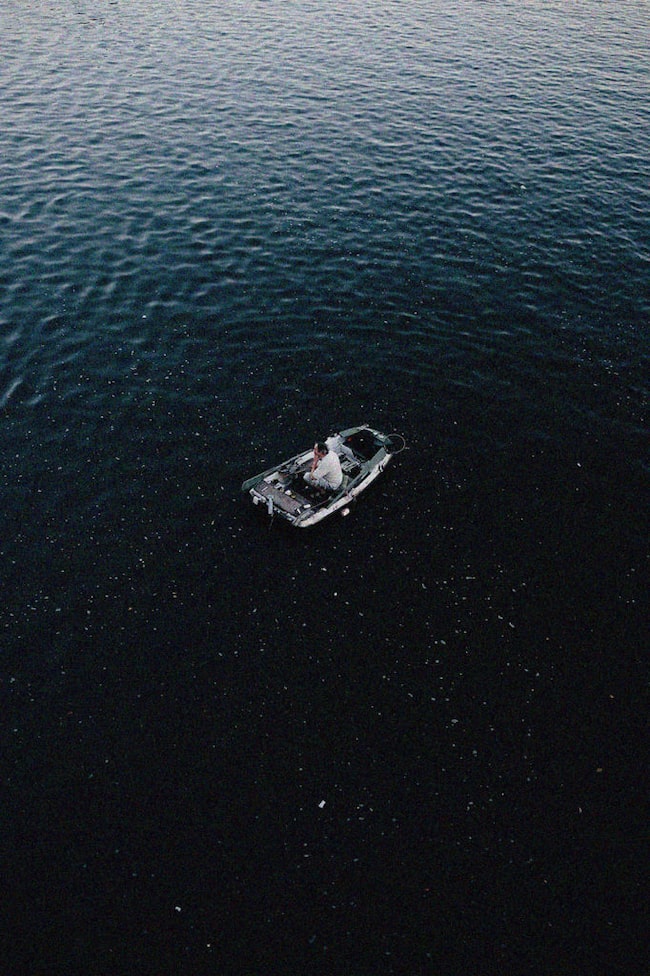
242, 425, 405, 527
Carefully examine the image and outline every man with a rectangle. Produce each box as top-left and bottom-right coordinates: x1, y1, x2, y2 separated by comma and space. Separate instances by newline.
304, 442, 343, 491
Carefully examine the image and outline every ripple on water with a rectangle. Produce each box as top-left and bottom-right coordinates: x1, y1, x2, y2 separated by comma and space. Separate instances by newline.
0, 1, 646, 462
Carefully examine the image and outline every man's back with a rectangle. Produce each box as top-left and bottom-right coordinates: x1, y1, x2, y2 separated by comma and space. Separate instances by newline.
314, 449, 343, 489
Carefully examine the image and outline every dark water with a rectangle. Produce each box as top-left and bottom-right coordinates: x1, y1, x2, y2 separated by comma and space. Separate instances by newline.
1, 2, 648, 973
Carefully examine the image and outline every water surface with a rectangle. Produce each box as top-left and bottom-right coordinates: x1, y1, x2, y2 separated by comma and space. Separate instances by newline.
1, 2, 648, 973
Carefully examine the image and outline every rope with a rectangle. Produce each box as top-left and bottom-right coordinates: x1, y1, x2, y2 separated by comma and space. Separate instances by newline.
386, 433, 407, 454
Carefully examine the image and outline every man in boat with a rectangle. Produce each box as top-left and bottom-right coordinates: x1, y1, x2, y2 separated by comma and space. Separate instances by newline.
304, 442, 343, 491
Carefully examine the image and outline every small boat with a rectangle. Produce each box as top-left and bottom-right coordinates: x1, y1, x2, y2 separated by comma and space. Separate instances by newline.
242, 425, 405, 527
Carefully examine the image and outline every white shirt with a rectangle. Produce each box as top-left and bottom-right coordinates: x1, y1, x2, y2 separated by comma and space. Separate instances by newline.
314, 449, 343, 489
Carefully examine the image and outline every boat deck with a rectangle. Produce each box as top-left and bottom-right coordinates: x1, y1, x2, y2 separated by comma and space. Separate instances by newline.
253, 481, 307, 515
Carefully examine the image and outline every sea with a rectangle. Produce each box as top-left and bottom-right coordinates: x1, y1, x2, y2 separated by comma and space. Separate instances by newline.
1, 2, 648, 974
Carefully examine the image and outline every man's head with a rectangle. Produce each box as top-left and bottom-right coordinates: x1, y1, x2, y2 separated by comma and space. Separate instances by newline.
316, 442, 329, 457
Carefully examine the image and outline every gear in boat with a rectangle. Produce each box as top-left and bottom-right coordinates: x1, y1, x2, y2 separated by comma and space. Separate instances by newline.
242, 425, 405, 528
